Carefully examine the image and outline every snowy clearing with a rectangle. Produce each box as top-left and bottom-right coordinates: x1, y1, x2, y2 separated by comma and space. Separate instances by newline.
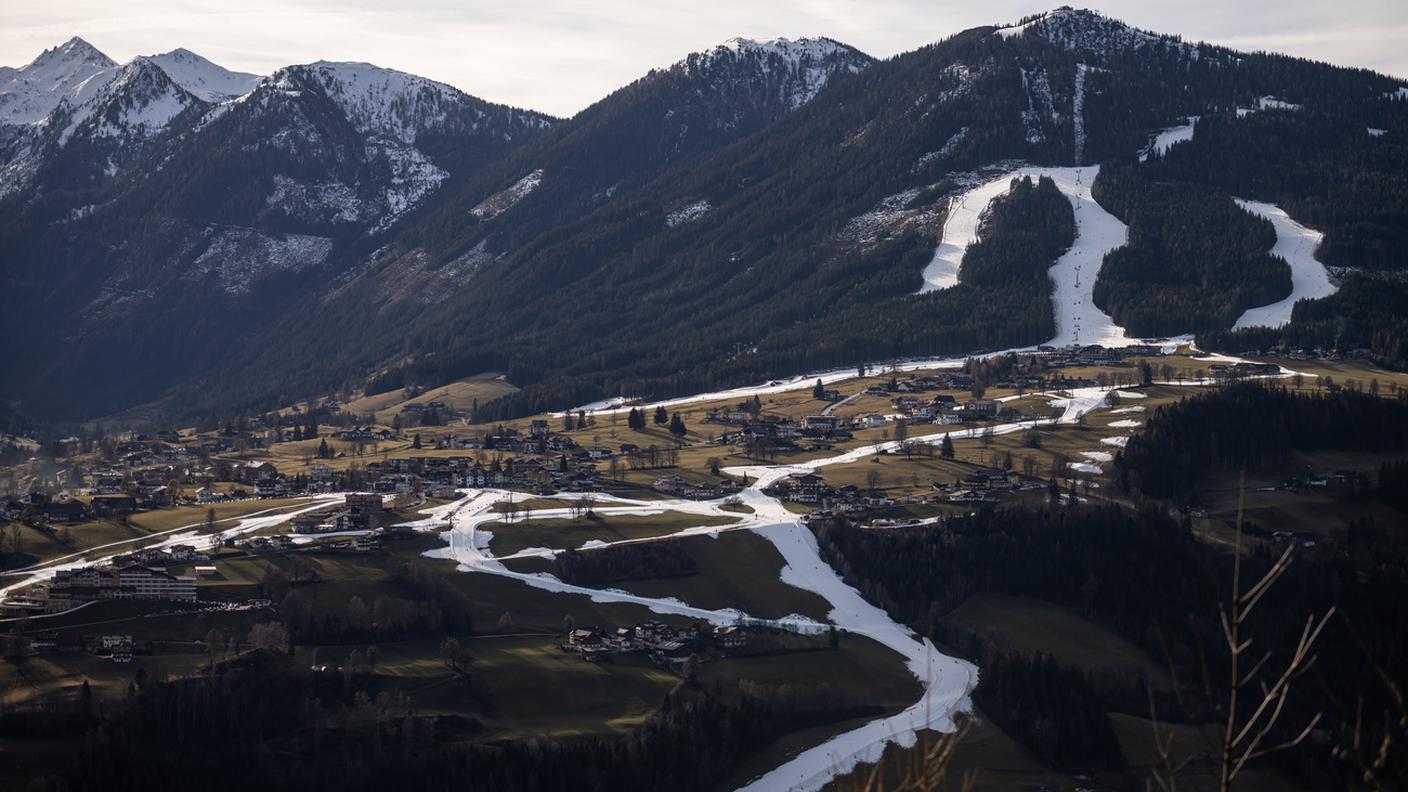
1140, 116, 1197, 161
1231, 200, 1335, 330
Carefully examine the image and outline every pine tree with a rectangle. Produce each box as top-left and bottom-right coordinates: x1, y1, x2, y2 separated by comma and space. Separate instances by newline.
812, 379, 825, 399
412, 434, 422, 450
654, 406, 669, 425
669, 413, 687, 437
941, 433, 955, 459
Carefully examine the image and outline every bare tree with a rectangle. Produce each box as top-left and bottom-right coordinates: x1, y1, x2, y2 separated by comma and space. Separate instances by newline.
1216, 475, 1334, 790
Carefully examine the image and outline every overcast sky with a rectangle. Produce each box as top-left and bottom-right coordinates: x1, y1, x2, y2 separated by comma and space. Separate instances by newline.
3, 0, 1405, 117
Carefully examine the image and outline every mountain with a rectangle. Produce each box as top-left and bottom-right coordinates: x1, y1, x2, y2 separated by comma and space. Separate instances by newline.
0, 40, 555, 418
144, 48, 259, 102
3, 10, 1407, 424
0, 36, 117, 126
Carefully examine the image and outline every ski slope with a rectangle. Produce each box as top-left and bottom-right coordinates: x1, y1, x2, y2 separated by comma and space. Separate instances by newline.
1231, 199, 1336, 329
918, 165, 1138, 346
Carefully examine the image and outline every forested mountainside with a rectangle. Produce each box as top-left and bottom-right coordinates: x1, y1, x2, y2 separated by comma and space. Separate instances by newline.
2, 8, 1407, 424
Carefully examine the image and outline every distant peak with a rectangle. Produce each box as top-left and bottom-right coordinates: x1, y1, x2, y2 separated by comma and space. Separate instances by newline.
43, 36, 114, 66
712, 36, 855, 58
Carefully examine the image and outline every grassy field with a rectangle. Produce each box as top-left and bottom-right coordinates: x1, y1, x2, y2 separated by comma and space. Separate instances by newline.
1191, 449, 1408, 546
945, 594, 1172, 688
485, 511, 741, 557
590, 531, 834, 622
4, 498, 316, 568
341, 372, 519, 424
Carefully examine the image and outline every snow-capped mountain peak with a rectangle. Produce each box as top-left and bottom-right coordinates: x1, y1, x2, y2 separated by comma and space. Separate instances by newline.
268, 61, 483, 144
0, 36, 118, 125
146, 48, 260, 102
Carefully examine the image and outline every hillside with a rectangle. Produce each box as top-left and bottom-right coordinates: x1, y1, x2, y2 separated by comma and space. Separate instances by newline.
2, 9, 1407, 424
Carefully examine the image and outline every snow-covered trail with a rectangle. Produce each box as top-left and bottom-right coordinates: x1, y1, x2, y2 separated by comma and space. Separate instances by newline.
433, 488, 825, 630
1135, 118, 1336, 331
734, 486, 976, 790
428, 476, 979, 791
916, 165, 1137, 347
1232, 200, 1336, 330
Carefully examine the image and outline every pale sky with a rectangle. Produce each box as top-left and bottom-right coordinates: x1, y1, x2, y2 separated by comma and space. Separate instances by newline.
3, 0, 1405, 117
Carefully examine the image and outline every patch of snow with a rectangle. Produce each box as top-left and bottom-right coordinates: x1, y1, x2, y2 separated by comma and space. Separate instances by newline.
471, 169, 542, 219
1109, 419, 1142, 428
1141, 117, 1198, 161
665, 199, 711, 228
1081, 451, 1114, 463
1073, 64, 1088, 164
1068, 461, 1103, 474
914, 127, 968, 170
1111, 405, 1146, 414
1101, 435, 1130, 447
1112, 390, 1147, 399
690, 37, 870, 110
1238, 96, 1303, 117
839, 185, 945, 243
1231, 200, 1336, 330
1368, 127, 1387, 137
190, 227, 334, 294
1257, 95, 1302, 112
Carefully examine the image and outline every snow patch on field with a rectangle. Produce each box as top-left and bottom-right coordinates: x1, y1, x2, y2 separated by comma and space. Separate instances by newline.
1111, 405, 1146, 414
1231, 200, 1335, 329
1069, 461, 1103, 474
1081, 451, 1114, 463
1101, 435, 1130, 447
1109, 419, 1142, 428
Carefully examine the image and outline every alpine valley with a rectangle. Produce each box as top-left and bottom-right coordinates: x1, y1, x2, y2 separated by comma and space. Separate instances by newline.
4, 7, 1408, 792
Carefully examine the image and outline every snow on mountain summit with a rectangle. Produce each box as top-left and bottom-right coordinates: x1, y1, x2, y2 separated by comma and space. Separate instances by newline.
146, 48, 260, 102
684, 35, 872, 110
0, 36, 118, 125
271, 61, 550, 145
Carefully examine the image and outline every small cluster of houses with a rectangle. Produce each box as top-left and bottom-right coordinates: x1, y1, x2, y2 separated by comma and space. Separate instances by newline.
111, 544, 209, 568
25, 632, 136, 662
1207, 361, 1282, 378
651, 475, 741, 499
563, 619, 750, 667
769, 466, 1037, 516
